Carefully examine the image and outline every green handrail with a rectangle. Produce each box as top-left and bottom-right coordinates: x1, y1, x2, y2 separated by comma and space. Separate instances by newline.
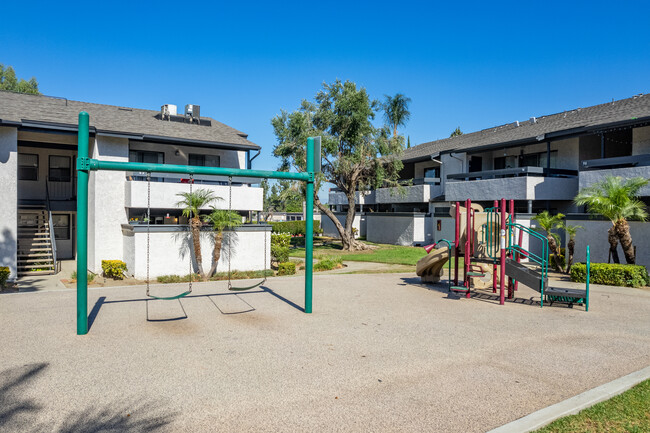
507, 222, 549, 307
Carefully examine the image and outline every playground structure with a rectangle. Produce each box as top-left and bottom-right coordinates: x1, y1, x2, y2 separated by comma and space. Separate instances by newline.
75, 112, 320, 334
417, 198, 590, 310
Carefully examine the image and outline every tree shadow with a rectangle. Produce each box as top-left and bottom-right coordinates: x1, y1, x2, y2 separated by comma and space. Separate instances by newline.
0, 362, 177, 432
0, 363, 48, 431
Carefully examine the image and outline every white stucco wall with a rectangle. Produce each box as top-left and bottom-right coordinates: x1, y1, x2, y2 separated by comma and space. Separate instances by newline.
89, 136, 129, 272
633, 125, 650, 154
125, 181, 263, 211
122, 226, 271, 278
0, 127, 18, 280
440, 152, 465, 193
568, 218, 650, 267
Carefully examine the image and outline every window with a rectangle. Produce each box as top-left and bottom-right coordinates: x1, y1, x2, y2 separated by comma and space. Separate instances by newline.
189, 154, 220, 167
521, 151, 557, 168
18, 153, 38, 180
129, 150, 164, 164
49, 156, 71, 182
424, 167, 440, 178
53, 214, 70, 240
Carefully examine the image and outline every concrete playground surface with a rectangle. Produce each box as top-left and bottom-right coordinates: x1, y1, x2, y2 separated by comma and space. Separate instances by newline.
1, 273, 649, 432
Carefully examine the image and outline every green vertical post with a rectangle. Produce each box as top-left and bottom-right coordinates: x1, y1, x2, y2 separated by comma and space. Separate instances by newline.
305, 137, 315, 313
586, 245, 590, 312
77, 112, 90, 335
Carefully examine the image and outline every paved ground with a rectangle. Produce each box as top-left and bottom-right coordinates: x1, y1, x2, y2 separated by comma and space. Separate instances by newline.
1, 273, 649, 432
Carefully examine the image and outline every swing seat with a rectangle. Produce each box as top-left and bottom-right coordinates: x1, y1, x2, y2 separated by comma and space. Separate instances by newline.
147, 290, 192, 301
228, 280, 265, 292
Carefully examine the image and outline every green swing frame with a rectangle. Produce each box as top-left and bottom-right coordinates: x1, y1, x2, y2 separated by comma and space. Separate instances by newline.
76, 111, 318, 335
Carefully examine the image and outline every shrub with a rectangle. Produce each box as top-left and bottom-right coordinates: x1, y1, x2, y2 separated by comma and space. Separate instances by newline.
277, 262, 297, 276
156, 274, 200, 283
314, 256, 343, 272
101, 260, 128, 280
570, 262, 650, 288
271, 232, 291, 263
270, 220, 322, 236
70, 271, 95, 283
0, 266, 9, 288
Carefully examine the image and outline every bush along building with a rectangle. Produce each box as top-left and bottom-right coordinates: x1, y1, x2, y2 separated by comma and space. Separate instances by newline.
327, 93, 650, 265
0, 91, 269, 281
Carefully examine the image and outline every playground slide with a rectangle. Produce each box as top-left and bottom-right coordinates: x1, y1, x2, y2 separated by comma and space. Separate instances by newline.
416, 247, 449, 283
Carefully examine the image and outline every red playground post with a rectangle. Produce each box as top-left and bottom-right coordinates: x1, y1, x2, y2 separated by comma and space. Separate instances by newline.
492, 199, 498, 294
465, 199, 472, 298
454, 202, 460, 286
507, 199, 515, 299
499, 198, 506, 305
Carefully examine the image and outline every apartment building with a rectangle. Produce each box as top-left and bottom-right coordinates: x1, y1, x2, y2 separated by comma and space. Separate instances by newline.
327, 94, 650, 261
0, 91, 268, 281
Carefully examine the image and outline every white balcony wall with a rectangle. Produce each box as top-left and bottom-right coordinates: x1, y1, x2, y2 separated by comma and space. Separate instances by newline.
328, 190, 376, 206
445, 176, 578, 202
122, 225, 271, 278
0, 127, 18, 280
129, 141, 246, 169
125, 181, 263, 211
375, 184, 442, 203
579, 166, 650, 196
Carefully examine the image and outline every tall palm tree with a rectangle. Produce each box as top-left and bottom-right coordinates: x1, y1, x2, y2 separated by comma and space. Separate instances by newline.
532, 211, 565, 272
383, 93, 411, 138
574, 176, 648, 264
563, 224, 583, 273
203, 206, 242, 277
175, 188, 216, 279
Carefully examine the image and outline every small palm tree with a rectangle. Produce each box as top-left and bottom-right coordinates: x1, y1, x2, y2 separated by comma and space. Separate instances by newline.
175, 188, 216, 279
203, 207, 242, 277
563, 224, 583, 273
383, 93, 411, 138
532, 211, 565, 272
574, 176, 648, 264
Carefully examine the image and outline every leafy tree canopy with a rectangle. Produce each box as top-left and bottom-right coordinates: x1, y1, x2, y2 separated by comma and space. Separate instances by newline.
450, 126, 463, 137
0, 64, 40, 94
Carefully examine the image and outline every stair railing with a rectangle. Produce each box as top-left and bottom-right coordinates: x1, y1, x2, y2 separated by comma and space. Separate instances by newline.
45, 181, 59, 274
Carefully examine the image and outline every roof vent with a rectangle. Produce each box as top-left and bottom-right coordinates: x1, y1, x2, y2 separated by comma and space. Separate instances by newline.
529, 117, 537, 124
185, 104, 200, 125
161, 104, 177, 121
515, 120, 519, 127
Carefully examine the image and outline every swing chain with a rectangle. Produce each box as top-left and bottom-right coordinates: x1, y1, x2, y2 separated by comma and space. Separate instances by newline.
228, 176, 232, 289
189, 174, 193, 292
146, 172, 151, 296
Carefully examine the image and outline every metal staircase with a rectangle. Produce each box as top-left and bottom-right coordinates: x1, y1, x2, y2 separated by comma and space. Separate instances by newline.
17, 206, 58, 277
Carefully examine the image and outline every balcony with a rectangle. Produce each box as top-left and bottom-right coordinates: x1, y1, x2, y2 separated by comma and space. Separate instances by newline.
445, 167, 578, 202
328, 178, 443, 206
580, 155, 650, 196
124, 173, 263, 211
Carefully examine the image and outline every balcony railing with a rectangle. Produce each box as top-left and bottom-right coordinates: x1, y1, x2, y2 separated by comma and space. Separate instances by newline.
126, 171, 259, 186
46, 176, 76, 201
447, 166, 577, 181
580, 154, 650, 170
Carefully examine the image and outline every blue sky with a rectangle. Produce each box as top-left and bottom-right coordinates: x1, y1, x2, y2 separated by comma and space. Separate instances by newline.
2, 1, 649, 199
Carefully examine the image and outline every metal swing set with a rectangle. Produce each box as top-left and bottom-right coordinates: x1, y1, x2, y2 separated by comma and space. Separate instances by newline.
75, 111, 319, 335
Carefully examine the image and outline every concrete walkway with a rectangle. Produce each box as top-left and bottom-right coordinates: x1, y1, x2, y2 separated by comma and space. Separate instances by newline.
1, 273, 649, 432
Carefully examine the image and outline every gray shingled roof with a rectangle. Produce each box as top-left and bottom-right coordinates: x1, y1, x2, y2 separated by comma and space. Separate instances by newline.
402, 93, 650, 161
0, 90, 260, 150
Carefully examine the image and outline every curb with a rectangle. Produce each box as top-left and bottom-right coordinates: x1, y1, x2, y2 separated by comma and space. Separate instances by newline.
487, 365, 650, 433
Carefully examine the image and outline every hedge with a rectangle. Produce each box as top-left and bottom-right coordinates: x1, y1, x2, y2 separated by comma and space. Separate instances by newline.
570, 262, 650, 288
0, 266, 9, 288
277, 262, 296, 276
270, 220, 322, 236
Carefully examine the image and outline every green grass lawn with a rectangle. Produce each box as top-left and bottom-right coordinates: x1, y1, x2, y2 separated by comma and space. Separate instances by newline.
290, 241, 461, 267
534, 379, 650, 432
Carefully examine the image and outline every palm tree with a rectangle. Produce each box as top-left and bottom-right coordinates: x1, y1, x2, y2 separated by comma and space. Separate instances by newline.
383, 93, 411, 138
574, 176, 648, 264
563, 224, 583, 273
175, 189, 216, 279
203, 206, 242, 277
532, 211, 565, 272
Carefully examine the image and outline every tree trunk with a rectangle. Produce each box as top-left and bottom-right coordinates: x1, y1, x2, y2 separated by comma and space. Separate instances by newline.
547, 235, 565, 272
313, 194, 367, 251
567, 237, 575, 274
615, 219, 635, 264
191, 216, 204, 279
608, 226, 620, 264
207, 231, 224, 277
